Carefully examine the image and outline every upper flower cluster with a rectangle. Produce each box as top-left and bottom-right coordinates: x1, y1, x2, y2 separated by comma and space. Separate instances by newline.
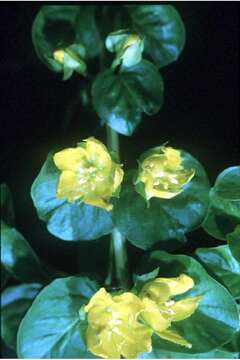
53, 137, 123, 211
84, 274, 202, 358
135, 146, 195, 200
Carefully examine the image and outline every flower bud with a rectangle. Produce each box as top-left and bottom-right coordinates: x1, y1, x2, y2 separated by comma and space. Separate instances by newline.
106, 29, 144, 68
53, 43, 87, 80
53, 137, 124, 211
135, 145, 195, 201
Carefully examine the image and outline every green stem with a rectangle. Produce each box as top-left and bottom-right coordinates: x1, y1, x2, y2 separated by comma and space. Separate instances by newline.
105, 125, 130, 290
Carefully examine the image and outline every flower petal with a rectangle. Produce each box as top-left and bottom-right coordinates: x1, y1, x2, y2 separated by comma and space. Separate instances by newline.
53, 147, 86, 172
170, 296, 202, 322
87, 326, 121, 359
115, 323, 152, 359
85, 288, 112, 313
163, 147, 182, 169
156, 328, 192, 348
155, 274, 194, 296
84, 137, 112, 170
141, 297, 171, 332
140, 281, 171, 303
56, 170, 82, 202
113, 292, 144, 319
84, 196, 113, 211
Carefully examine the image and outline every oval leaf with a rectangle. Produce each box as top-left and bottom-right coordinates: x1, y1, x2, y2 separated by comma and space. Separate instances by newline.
1, 221, 49, 283
127, 5, 186, 68
92, 60, 164, 136
203, 166, 240, 240
137, 251, 239, 354
195, 245, 240, 299
75, 6, 102, 58
227, 225, 240, 263
31, 153, 113, 241
113, 151, 210, 249
17, 276, 99, 358
1, 284, 42, 350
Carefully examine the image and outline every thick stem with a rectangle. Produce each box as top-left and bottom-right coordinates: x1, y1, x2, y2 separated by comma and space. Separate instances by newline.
112, 228, 130, 289
105, 125, 130, 290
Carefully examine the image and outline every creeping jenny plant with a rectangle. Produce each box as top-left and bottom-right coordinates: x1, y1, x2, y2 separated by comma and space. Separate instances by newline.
1, 4, 239, 360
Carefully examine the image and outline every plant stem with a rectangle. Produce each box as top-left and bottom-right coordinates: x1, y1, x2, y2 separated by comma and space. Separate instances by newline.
105, 125, 130, 290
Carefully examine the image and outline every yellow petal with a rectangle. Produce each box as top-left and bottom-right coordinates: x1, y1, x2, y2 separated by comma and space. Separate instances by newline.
84, 137, 112, 170
140, 281, 171, 304
123, 34, 141, 49
114, 323, 152, 359
156, 328, 192, 348
85, 288, 112, 313
87, 304, 112, 327
53, 49, 65, 63
113, 292, 144, 319
141, 297, 171, 332
170, 296, 202, 322
99, 328, 121, 359
155, 274, 194, 296
53, 147, 86, 172
84, 196, 113, 211
151, 188, 182, 200
163, 147, 182, 169
56, 170, 82, 202
87, 326, 121, 359
113, 166, 124, 192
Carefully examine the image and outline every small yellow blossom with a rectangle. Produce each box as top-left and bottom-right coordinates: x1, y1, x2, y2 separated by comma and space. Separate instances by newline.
135, 146, 195, 200
84, 288, 152, 359
53, 49, 65, 64
139, 274, 202, 348
53, 137, 124, 211
122, 34, 142, 50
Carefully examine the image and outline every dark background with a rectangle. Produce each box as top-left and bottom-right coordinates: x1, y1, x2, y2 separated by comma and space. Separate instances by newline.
1, 3, 239, 280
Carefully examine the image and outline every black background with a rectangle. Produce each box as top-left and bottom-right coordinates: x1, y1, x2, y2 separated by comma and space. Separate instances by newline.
1, 3, 239, 281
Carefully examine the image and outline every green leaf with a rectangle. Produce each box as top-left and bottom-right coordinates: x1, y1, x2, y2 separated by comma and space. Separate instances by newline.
1, 221, 49, 283
195, 245, 240, 299
203, 166, 240, 240
17, 276, 99, 358
75, 6, 102, 58
92, 60, 164, 136
137, 251, 239, 354
1, 183, 15, 226
113, 151, 210, 249
127, 5, 186, 68
227, 225, 240, 262
1, 284, 42, 350
31, 154, 113, 241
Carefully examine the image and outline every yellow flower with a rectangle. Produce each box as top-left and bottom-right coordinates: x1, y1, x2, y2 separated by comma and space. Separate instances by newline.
135, 146, 195, 200
53, 137, 124, 211
139, 274, 202, 349
84, 288, 152, 359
